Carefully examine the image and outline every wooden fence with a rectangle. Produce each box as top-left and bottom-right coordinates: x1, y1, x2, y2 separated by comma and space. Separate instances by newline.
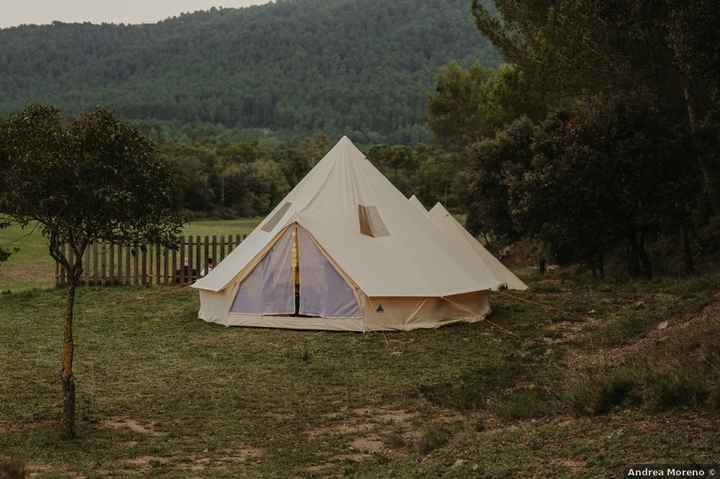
55, 235, 245, 287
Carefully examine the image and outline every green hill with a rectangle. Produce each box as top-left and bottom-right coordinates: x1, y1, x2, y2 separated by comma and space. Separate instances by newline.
0, 0, 500, 143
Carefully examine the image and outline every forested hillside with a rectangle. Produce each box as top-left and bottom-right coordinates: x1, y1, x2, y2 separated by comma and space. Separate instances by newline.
0, 0, 499, 143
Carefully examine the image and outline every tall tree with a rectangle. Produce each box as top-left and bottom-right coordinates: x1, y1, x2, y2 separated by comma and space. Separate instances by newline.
428, 63, 541, 148
471, 0, 720, 212
0, 105, 183, 438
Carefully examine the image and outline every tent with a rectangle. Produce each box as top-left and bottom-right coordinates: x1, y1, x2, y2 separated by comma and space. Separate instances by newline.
413, 198, 527, 291
192, 137, 518, 331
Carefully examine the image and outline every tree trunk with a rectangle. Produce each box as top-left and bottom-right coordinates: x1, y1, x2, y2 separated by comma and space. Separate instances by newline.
685, 86, 720, 214
627, 234, 641, 276
682, 223, 695, 274
638, 231, 653, 279
62, 281, 77, 439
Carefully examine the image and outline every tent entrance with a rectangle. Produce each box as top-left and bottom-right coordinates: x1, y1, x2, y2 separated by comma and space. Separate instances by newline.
230, 225, 360, 318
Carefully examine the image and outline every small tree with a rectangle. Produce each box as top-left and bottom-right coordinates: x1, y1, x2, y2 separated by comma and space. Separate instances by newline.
0, 105, 183, 438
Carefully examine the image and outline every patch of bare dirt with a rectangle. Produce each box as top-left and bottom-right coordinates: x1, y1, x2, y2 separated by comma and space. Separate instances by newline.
332, 453, 372, 463
26, 463, 86, 479
215, 447, 265, 463
99, 417, 164, 436
352, 407, 417, 424
178, 447, 265, 471
349, 435, 385, 454
305, 405, 463, 461
430, 411, 465, 425
304, 462, 338, 474
305, 422, 376, 440
554, 458, 587, 472
120, 456, 170, 467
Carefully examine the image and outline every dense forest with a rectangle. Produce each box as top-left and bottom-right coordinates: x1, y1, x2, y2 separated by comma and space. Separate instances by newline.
0, 0, 499, 144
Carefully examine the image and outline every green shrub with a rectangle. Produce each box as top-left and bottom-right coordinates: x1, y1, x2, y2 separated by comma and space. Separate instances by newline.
646, 374, 710, 411
417, 425, 450, 455
496, 388, 559, 420
384, 430, 406, 450
569, 369, 640, 416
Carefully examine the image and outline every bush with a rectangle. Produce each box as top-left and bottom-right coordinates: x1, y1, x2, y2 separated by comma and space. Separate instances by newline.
646, 373, 710, 411
569, 369, 640, 416
417, 425, 450, 455
496, 388, 559, 420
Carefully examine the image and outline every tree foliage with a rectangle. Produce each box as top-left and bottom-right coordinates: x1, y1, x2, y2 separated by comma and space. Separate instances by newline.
425, 0, 719, 276
505, 97, 698, 276
0, 105, 183, 438
0, 0, 499, 144
472, 0, 720, 211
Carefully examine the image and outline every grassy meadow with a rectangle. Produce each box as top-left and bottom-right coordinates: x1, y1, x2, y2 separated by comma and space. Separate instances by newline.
1, 220, 719, 477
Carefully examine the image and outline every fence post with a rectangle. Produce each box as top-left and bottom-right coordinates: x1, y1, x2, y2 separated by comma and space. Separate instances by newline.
132, 244, 139, 286
164, 245, 170, 285
219, 235, 226, 262
141, 245, 148, 286
179, 236, 186, 284
211, 235, 217, 268
115, 243, 121, 286
100, 241, 107, 286
83, 242, 88, 286
195, 236, 202, 282
188, 236, 195, 284
109, 242, 115, 286
203, 236, 210, 277
155, 244, 161, 286
124, 244, 130, 286
92, 241, 96, 286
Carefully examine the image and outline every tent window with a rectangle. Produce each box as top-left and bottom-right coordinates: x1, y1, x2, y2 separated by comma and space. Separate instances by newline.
358, 205, 389, 237
262, 202, 292, 233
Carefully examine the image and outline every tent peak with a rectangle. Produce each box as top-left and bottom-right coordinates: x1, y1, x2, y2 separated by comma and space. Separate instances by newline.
325, 136, 366, 164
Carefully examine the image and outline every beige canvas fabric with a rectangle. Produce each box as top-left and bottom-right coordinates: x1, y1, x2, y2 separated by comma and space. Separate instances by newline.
192, 137, 503, 331
426, 203, 528, 291
408, 194, 427, 213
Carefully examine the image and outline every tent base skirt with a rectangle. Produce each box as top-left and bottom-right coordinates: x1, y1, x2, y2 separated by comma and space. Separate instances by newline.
198, 311, 491, 332
197, 289, 492, 332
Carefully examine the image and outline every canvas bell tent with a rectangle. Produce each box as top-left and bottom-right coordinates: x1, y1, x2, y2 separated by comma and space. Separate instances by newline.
409, 196, 527, 291
192, 137, 515, 331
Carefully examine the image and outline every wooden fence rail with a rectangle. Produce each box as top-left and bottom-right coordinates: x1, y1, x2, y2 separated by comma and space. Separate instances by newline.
55, 234, 245, 288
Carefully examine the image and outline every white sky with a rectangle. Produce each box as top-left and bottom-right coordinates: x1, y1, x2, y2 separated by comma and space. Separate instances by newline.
0, 1, 273, 28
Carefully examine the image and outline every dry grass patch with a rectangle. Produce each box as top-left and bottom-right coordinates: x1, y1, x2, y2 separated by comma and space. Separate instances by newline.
98, 417, 164, 436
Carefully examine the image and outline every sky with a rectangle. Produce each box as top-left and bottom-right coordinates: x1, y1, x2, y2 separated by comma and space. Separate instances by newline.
0, 0, 273, 28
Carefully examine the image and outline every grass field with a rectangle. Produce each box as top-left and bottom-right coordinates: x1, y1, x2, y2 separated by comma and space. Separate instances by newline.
1, 234, 719, 478
0, 220, 261, 292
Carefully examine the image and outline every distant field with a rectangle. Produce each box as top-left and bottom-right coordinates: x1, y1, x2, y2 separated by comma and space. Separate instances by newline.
0, 219, 261, 292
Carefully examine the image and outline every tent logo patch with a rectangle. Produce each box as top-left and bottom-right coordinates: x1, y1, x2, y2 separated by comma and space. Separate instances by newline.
376, 304, 384, 313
